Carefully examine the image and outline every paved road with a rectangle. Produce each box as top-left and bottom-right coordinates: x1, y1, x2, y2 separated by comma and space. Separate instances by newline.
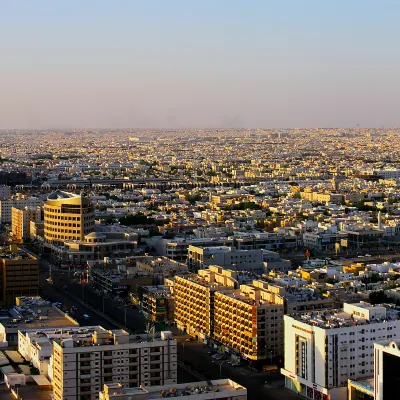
175, 337, 299, 400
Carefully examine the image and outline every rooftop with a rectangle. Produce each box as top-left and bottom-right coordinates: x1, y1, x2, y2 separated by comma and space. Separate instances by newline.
47, 190, 79, 200
289, 302, 400, 329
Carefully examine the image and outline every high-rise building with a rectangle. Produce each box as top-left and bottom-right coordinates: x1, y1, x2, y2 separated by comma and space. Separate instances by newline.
44, 191, 95, 246
51, 328, 177, 400
213, 280, 284, 362
0, 245, 39, 305
173, 266, 237, 340
281, 302, 400, 400
11, 206, 42, 242
0, 185, 11, 199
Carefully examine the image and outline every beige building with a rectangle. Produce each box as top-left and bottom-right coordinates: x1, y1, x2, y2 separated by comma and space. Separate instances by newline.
173, 266, 237, 340
11, 206, 41, 242
214, 280, 284, 360
44, 191, 95, 246
99, 379, 247, 400
0, 245, 39, 306
52, 329, 177, 400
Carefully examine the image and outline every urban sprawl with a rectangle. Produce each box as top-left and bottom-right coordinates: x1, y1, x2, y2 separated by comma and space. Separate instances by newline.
0, 128, 399, 400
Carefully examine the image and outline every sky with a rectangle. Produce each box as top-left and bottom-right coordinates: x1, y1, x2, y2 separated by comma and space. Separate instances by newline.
1, 0, 400, 129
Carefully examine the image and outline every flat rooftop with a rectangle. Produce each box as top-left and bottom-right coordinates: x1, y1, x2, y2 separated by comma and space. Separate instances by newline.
0, 247, 36, 261
290, 303, 400, 329
1, 300, 78, 331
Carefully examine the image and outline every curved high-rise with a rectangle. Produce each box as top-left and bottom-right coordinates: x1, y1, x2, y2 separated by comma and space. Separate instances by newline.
44, 191, 95, 246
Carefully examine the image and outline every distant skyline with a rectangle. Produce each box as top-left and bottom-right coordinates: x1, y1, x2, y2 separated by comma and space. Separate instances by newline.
2, 1, 400, 129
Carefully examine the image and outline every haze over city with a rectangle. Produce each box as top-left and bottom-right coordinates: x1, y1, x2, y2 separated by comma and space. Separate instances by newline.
2, 0, 400, 129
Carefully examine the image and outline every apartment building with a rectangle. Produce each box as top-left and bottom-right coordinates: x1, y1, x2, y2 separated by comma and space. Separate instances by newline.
0, 185, 11, 199
213, 280, 284, 361
173, 266, 237, 340
281, 302, 400, 400
187, 245, 264, 273
52, 328, 177, 400
138, 285, 173, 323
0, 194, 42, 224
0, 245, 39, 305
11, 206, 42, 242
99, 379, 247, 400
44, 191, 95, 246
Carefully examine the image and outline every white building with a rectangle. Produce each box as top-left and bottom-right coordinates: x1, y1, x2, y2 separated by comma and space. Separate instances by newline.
0, 195, 42, 224
374, 339, 400, 400
51, 328, 177, 400
281, 302, 400, 400
99, 379, 247, 400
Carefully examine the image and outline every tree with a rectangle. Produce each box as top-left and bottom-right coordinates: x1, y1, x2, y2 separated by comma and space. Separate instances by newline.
369, 290, 388, 305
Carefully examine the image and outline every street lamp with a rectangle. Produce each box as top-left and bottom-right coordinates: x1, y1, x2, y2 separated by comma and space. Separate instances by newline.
213, 360, 228, 378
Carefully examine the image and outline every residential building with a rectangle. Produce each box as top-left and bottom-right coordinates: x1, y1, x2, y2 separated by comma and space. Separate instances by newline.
137, 285, 173, 323
374, 339, 400, 400
281, 302, 400, 400
0, 245, 39, 306
213, 280, 284, 361
188, 245, 264, 273
11, 206, 42, 242
173, 266, 237, 340
44, 191, 95, 246
52, 329, 177, 400
0, 194, 42, 224
0, 185, 11, 199
99, 379, 247, 400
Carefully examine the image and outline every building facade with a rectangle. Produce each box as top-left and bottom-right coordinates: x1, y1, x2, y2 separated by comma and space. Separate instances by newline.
44, 191, 95, 246
0, 246, 39, 305
213, 280, 284, 361
11, 206, 42, 242
173, 266, 237, 340
52, 329, 177, 400
281, 302, 400, 400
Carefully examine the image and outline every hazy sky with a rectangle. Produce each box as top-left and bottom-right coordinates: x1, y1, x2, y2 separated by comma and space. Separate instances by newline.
2, 0, 400, 129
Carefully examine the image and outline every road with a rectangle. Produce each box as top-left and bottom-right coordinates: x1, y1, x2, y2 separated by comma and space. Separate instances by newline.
175, 336, 299, 400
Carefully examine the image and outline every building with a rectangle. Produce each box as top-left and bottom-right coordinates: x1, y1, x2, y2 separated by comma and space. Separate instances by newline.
281, 302, 400, 400
99, 379, 247, 400
0, 185, 11, 199
44, 191, 95, 246
11, 206, 42, 242
373, 339, 400, 400
52, 231, 138, 264
91, 269, 152, 298
173, 266, 238, 340
52, 328, 177, 400
261, 250, 292, 273
138, 286, 173, 323
213, 280, 284, 362
0, 245, 39, 306
188, 245, 264, 273
1, 296, 78, 345
0, 194, 42, 224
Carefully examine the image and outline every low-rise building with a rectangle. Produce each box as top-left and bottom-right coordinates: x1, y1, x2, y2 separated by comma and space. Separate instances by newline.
138, 285, 174, 323
11, 206, 42, 242
99, 379, 247, 400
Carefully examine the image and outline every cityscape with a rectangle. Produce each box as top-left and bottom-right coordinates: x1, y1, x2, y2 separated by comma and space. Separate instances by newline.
2, 1, 400, 400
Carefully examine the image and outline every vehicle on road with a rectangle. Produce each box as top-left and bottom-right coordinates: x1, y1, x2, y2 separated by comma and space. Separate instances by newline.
72, 306, 78, 312
83, 314, 90, 320
185, 337, 194, 342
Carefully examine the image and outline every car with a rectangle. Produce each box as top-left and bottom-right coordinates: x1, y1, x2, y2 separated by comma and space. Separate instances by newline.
83, 314, 90, 320
365, 254, 372, 257
72, 306, 78, 312
185, 337, 193, 342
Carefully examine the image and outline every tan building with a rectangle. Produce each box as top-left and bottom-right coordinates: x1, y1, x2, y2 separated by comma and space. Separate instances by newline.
0, 245, 39, 305
173, 266, 237, 340
44, 191, 95, 246
52, 329, 177, 400
99, 379, 247, 400
11, 206, 41, 242
214, 280, 284, 360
